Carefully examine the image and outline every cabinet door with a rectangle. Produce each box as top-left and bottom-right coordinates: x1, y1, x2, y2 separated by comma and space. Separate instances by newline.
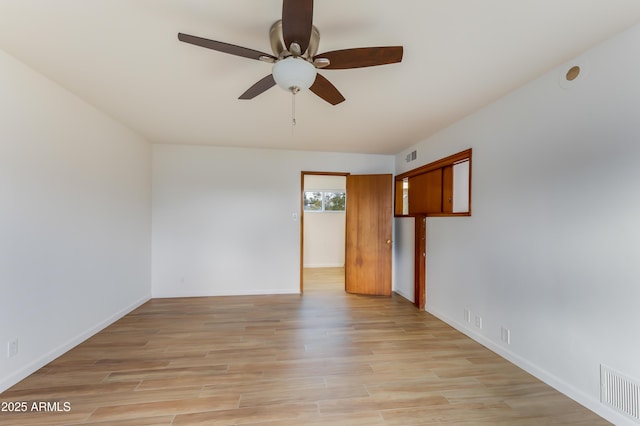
442, 165, 453, 213
408, 169, 442, 214
394, 179, 405, 216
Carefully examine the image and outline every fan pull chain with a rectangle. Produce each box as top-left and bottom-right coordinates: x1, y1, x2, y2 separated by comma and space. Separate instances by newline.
291, 90, 297, 131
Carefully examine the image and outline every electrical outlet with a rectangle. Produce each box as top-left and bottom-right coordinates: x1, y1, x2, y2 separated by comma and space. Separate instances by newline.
501, 327, 511, 345
475, 315, 483, 329
464, 309, 471, 323
7, 338, 18, 358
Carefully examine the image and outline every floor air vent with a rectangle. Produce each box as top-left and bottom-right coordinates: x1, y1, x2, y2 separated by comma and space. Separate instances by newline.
601, 365, 640, 422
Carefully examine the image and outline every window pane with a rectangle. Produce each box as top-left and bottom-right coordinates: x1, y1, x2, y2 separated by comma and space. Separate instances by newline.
304, 191, 323, 211
324, 191, 345, 211
453, 160, 470, 213
402, 178, 409, 215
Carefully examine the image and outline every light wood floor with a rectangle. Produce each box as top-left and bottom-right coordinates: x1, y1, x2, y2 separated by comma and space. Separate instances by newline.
0, 268, 609, 425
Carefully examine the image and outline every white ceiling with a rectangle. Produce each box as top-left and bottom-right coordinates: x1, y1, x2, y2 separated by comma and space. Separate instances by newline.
1, 1, 640, 155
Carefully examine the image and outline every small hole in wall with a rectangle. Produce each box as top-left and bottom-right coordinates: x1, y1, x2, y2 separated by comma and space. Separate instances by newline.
566, 65, 580, 81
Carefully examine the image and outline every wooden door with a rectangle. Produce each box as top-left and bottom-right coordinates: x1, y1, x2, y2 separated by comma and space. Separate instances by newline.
345, 174, 393, 296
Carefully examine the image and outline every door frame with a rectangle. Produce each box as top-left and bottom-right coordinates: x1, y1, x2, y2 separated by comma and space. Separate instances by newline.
300, 171, 350, 293
414, 215, 426, 309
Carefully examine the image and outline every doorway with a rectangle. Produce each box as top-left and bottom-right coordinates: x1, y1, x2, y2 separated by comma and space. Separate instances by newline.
300, 172, 348, 293
300, 172, 393, 295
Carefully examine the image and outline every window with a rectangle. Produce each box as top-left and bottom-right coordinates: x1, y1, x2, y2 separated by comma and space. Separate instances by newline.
304, 191, 346, 212
324, 191, 346, 211
401, 178, 409, 215
452, 159, 470, 213
304, 191, 323, 211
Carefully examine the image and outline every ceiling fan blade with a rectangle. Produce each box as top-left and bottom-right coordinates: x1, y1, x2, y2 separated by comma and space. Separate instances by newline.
239, 75, 276, 100
309, 74, 345, 105
178, 33, 276, 61
315, 46, 403, 70
282, 0, 314, 54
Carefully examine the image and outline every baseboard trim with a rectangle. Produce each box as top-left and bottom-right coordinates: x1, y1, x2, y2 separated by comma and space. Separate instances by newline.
0, 294, 151, 393
425, 305, 635, 426
152, 289, 300, 298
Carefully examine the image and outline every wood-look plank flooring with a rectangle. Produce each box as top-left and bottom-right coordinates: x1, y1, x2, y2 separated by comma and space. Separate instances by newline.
0, 268, 609, 425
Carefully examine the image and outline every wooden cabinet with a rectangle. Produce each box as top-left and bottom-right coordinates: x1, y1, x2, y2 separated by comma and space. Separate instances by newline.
408, 169, 442, 214
394, 149, 471, 217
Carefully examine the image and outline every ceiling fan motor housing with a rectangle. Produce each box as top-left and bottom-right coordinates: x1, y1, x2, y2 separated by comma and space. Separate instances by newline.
270, 20, 320, 58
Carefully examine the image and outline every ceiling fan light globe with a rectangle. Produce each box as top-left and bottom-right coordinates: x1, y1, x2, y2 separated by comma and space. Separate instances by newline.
272, 57, 317, 92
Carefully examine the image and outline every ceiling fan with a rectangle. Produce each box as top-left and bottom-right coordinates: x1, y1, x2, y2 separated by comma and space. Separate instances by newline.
178, 0, 403, 105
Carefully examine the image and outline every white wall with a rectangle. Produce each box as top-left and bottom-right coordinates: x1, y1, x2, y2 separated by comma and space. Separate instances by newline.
393, 218, 415, 302
394, 24, 640, 425
152, 145, 393, 297
0, 51, 152, 391
303, 175, 346, 268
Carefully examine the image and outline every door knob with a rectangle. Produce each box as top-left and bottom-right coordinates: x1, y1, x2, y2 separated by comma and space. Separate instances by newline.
386, 239, 391, 244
